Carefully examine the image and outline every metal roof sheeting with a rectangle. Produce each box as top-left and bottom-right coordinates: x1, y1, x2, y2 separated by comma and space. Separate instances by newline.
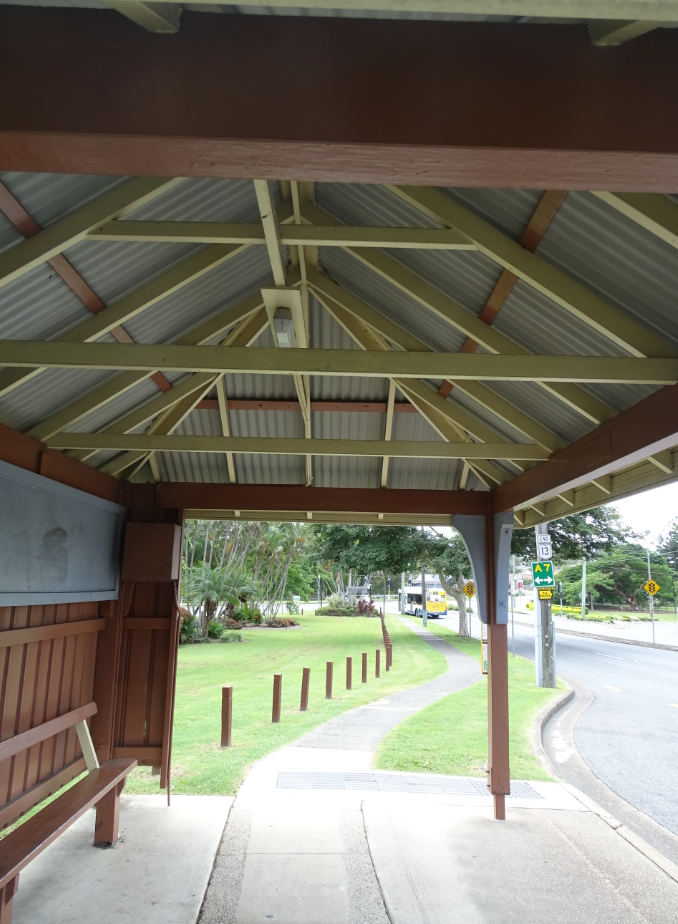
1, 169, 677, 497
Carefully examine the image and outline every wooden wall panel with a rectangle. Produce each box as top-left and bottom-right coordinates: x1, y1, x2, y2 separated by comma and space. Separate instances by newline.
0, 601, 100, 828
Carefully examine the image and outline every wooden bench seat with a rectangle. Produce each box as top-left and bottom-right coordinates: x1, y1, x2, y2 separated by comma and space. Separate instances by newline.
0, 703, 137, 924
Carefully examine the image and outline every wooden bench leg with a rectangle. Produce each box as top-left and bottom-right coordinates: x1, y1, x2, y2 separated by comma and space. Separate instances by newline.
94, 780, 125, 848
0, 875, 19, 924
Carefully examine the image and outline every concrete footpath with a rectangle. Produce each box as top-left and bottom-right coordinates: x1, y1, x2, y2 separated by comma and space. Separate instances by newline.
12, 619, 678, 923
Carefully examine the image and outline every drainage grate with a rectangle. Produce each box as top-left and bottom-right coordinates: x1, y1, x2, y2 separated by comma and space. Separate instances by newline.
277, 771, 543, 799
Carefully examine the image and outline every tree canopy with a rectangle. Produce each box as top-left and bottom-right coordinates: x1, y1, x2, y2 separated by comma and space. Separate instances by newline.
511, 506, 637, 563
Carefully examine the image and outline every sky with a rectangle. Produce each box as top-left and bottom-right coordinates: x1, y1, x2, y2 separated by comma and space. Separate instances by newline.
610, 481, 678, 549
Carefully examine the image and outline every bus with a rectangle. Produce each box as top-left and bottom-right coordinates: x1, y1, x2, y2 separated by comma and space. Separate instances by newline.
401, 579, 447, 618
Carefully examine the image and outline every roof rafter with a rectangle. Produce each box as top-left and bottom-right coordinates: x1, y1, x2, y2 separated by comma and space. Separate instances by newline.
26, 291, 265, 443
0, 243, 248, 399
300, 199, 614, 424
0, 177, 182, 290
390, 185, 678, 360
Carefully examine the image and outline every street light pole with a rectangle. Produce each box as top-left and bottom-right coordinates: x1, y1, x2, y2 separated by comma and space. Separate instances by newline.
511, 554, 515, 658
581, 559, 587, 621
647, 549, 656, 645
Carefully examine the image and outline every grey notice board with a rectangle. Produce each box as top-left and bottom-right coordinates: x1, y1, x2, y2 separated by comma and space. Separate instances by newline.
0, 460, 125, 605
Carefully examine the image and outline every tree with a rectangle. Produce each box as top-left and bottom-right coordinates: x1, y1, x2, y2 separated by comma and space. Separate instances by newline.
511, 506, 637, 563
425, 532, 473, 636
657, 518, 678, 571
309, 525, 432, 577
185, 566, 260, 638
557, 547, 674, 610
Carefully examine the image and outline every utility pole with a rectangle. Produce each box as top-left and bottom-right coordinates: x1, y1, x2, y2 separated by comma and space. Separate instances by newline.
385, 576, 390, 617
511, 554, 516, 657
401, 572, 405, 614
421, 567, 428, 627
580, 559, 587, 620
649, 553, 656, 644
534, 523, 556, 688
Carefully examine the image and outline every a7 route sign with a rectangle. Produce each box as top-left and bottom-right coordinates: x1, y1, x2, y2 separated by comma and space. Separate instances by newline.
531, 561, 555, 588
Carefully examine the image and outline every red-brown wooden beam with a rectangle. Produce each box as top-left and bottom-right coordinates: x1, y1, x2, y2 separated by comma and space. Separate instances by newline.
0, 421, 120, 504
2, 10, 678, 189
493, 384, 678, 513
123, 483, 487, 516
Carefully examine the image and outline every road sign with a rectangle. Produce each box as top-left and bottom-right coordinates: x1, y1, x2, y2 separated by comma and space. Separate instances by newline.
531, 561, 555, 588
643, 579, 660, 596
463, 580, 475, 598
537, 541, 552, 559
538, 588, 553, 600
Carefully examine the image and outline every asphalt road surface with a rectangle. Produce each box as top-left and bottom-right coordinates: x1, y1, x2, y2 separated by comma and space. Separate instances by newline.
510, 622, 678, 839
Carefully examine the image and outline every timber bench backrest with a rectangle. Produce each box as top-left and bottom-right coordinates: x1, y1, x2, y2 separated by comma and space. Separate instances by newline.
0, 698, 137, 924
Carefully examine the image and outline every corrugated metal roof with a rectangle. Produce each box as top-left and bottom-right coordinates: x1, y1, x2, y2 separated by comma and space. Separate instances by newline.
0, 171, 126, 229
1, 168, 676, 501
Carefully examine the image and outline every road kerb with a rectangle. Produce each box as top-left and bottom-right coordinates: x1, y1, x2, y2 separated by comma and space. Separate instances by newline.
534, 677, 678, 886
513, 618, 678, 652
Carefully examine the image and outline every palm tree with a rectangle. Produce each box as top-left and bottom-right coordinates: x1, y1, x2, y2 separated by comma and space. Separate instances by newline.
186, 566, 260, 638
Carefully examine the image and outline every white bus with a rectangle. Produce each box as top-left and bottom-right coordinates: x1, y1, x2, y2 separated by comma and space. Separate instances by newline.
400, 578, 447, 618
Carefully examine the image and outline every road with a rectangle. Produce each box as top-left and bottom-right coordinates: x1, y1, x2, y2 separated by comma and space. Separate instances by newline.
510, 621, 678, 840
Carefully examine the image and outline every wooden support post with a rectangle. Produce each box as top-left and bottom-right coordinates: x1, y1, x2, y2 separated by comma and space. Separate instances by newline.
272, 674, 282, 723
346, 656, 352, 690
0, 875, 18, 924
385, 644, 391, 671
362, 652, 367, 683
94, 780, 125, 847
300, 667, 310, 712
221, 685, 233, 747
375, 649, 380, 678
326, 661, 333, 699
486, 508, 511, 821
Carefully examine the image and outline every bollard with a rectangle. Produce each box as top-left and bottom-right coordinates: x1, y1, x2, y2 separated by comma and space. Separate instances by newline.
385, 645, 391, 671
326, 661, 333, 699
300, 667, 310, 712
221, 685, 233, 747
272, 673, 282, 723
362, 652, 367, 683
346, 656, 352, 690
375, 649, 380, 678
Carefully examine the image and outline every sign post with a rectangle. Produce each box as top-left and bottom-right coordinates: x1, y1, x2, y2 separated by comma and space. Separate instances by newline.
644, 555, 659, 645
463, 581, 475, 640
533, 525, 556, 689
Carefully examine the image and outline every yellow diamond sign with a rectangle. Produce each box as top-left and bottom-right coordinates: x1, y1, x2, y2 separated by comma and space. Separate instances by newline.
463, 580, 475, 599
643, 579, 660, 597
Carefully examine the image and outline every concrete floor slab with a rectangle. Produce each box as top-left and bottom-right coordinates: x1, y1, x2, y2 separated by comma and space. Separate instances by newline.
12, 795, 232, 924
234, 853, 349, 924
365, 801, 678, 924
247, 803, 344, 853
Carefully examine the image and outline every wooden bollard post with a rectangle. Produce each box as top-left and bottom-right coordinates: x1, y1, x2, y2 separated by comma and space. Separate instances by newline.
272, 673, 282, 723
326, 661, 333, 699
385, 645, 391, 671
362, 652, 367, 683
221, 685, 233, 747
346, 656, 352, 690
375, 649, 380, 678
300, 667, 310, 712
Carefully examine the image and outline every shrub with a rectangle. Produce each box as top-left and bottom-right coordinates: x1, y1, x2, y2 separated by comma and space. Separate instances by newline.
208, 620, 226, 639
250, 613, 263, 626
225, 618, 243, 630
219, 632, 244, 643
179, 614, 199, 644
264, 616, 299, 628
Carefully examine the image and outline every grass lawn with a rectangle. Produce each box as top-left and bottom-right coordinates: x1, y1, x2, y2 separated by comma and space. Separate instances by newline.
373, 618, 564, 781
126, 613, 447, 796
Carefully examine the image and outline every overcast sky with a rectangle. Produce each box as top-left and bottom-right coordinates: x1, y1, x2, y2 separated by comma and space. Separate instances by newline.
611, 481, 678, 549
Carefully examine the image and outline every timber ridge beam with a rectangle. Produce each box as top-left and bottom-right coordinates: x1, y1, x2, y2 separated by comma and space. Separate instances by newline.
124, 483, 490, 516
2, 9, 678, 190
